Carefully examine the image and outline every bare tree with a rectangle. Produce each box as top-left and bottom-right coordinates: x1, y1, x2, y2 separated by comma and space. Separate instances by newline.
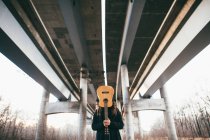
147, 93, 210, 139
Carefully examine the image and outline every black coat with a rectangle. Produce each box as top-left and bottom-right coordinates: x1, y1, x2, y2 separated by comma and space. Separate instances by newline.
92, 108, 124, 140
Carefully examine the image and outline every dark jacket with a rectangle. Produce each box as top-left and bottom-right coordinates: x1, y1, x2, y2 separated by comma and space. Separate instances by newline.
92, 107, 124, 140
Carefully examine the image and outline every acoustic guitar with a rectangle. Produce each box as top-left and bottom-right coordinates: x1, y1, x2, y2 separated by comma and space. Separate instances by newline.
97, 86, 114, 140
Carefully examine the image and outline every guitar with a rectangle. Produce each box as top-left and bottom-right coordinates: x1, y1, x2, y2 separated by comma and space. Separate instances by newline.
97, 86, 114, 140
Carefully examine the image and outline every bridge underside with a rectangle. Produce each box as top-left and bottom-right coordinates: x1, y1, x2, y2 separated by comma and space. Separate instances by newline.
1, 0, 210, 139
1, 0, 205, 107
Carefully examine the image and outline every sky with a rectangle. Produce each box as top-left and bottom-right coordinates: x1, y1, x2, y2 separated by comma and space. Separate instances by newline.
0, 44, 210, 131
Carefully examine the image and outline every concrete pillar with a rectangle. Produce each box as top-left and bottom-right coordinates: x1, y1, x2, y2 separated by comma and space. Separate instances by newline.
137, 93, 143, 140
35, 89, 49, 140
160, 85, 178, 140
121, 64, 134, 140
117, 100, 122, 112
78, 67, 88, 140
137, 112, 143, 140
116, 100, 124, 137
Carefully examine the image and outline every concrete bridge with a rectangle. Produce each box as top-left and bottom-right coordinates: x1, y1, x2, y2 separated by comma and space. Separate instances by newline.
0, 0, 210, 140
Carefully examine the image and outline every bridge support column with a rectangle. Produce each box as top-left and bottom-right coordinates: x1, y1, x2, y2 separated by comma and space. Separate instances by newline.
160, 85, 178, 140
117, 100, 122, 112
137, 112, 143, 139
35, 89, 49, 140
137, 93, 143, 140
78, 67, 88, 140
121, 64, 134, 140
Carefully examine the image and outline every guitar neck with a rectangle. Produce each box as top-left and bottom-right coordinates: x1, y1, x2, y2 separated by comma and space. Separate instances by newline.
104, 101, 108, 120
103, 99, 110, 140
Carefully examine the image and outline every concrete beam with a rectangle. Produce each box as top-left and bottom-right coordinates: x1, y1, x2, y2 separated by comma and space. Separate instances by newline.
142, 0, 210, 98
115, 0, 146, 99
9, 0, 80, 100
130, 0, 199, 99
45, 101, 80, 115
0, 29, 68, 100
58, 0, 97, 104
45, 101, 94, 115
58, 0, 90, 68
0, 1, 70, 100
129, 0, 179, 99
131, 99, 166, 112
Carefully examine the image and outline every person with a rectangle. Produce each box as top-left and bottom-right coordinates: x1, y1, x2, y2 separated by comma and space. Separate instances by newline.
92, 99, 124, 140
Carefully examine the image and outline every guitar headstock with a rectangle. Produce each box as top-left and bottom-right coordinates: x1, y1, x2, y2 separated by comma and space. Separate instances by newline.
97, 86, 114, 107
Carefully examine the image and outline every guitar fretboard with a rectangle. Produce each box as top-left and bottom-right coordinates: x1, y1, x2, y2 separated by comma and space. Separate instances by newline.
104, 99, 108, 120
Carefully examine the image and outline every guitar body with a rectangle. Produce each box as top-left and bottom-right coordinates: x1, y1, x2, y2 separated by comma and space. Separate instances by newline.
97, 86, 114, 108
97, 86, 114, 140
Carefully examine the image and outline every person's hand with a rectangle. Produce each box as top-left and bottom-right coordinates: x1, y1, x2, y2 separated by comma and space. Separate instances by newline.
103, 119, 110, 127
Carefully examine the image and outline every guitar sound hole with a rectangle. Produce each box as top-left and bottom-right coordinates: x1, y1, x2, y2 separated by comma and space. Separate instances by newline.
102, 91, 109, 94
103, 98, 108, 102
